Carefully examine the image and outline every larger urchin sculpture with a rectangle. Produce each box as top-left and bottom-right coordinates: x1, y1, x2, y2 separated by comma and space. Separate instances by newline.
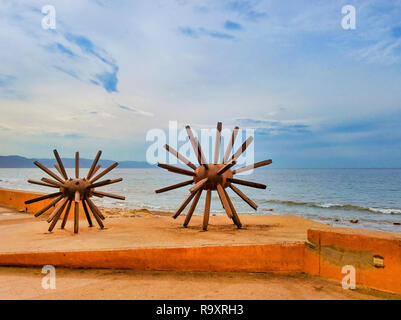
25, 150, 125, 233
155, 122, 272, 230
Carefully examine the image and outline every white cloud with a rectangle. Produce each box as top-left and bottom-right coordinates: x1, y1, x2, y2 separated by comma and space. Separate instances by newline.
1, 0, 401, 163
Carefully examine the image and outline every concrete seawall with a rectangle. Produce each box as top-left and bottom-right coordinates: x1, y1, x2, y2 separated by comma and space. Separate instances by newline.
0, 243, 305, 273
305, 229, 401, 294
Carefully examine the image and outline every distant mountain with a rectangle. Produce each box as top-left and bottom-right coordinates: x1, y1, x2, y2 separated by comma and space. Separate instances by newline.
0, 155, 154, 168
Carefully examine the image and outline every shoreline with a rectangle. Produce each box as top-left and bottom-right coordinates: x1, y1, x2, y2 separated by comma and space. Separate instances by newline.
0, 185, 400, 238
1, 181, 400, 233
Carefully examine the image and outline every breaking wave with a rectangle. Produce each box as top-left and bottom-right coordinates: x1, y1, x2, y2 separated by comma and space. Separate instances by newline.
262, 199, 401, 215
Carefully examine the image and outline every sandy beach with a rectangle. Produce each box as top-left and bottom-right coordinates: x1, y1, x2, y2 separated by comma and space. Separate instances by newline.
1, 205, 399, 253
0, 205, 333, 253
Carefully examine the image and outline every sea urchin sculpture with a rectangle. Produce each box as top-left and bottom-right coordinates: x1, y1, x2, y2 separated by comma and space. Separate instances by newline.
156, 122, 272, 230
25, 150, 125, 233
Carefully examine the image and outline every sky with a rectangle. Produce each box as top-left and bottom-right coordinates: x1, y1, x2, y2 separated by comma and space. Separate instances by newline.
0, 0, 400, 167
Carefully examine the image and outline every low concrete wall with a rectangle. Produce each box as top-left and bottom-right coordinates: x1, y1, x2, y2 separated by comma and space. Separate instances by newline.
305, 229, 401, 294
0, 187, 83, 219
0, 187, 53, 213
0, 243, 305, 273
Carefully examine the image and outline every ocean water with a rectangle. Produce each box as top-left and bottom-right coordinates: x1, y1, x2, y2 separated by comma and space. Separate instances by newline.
0, 168, 400, 233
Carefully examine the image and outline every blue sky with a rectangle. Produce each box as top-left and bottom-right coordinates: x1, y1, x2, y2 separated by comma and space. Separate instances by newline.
0, 0, 400, 167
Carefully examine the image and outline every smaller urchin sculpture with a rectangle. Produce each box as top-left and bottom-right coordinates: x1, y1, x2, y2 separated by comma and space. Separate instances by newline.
25, 150, 125, 233
155, 122, 272, 230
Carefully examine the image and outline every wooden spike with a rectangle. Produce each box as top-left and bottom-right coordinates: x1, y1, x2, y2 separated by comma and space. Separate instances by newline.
185, 125, 203, 165
224, 188, 242, 228
230, 136, 254, 162
48, 199, 69, 232
189, 177, 208, 193
53, 149, 68, 180
217, 161, 236, 175
183, 189, 202, 227
216, 184, 233, 218
40, 177, 59, 186
88, 179, 110, 189
34, 195, 64, 217
54, 164, 64, 179
90, 162, 118, 183
92, 191, 125, 200
49, 199, 68, 229
232, 159, 272, 174
227, 177, 266, 189
164, 144, 197, 170
75, 152, 79, 178
91, 165, 101, 178
74, 190, 80, 203
222, 126, 239, 163
157, 163, 196, 177
91, 209, 104, 228
95, 205, 106, 220
74, 201, 79, 233
85, 197, 104, 228
229, 184, 258, 210
41, 177, 64, 188
34, 161, 65, 183
25, 192, 63, 205
85, 197, 105, 220
214, 122, 222, 163
202, 189, 212, 231
87, 151, 102, 179
61, 200, 72, 229
82, 199, 93, 227
185, 126, 208, 168
155, 180, 194, 194
194, 137, 208, 169
27, 179, 58, 188
88, 178, 123, 189
47, 197, 68, 222
173, 191, 197, 219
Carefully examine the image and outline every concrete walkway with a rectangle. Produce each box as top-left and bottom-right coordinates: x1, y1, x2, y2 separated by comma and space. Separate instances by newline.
1, 267, 399, 300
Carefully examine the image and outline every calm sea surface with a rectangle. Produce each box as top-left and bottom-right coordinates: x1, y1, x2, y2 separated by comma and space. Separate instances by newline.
0, 168, 400, 233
